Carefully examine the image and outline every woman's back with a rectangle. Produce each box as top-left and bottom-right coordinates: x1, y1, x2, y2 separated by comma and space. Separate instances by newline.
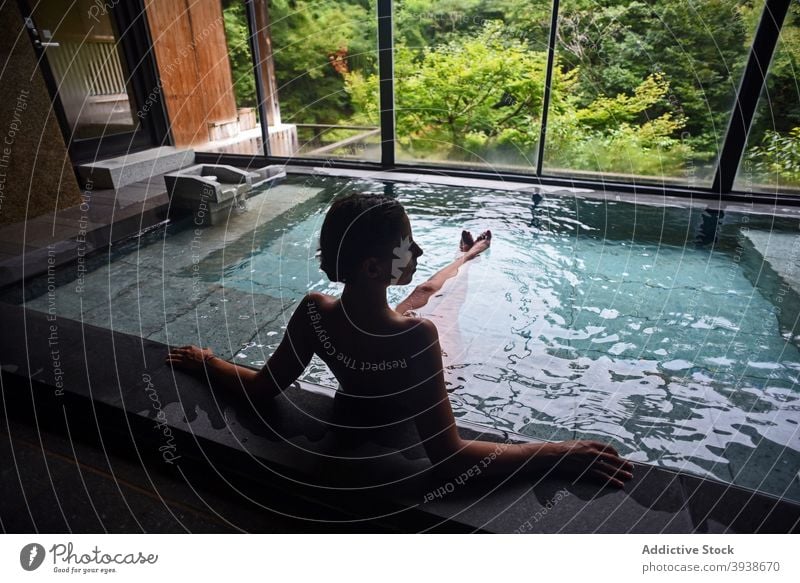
305, 292, 429, 429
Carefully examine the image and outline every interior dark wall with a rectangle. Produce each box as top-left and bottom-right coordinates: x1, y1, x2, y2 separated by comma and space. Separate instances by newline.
0, 1, 81, 227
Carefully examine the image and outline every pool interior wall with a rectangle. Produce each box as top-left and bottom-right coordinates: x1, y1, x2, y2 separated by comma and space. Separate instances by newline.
7, 174, 800, 505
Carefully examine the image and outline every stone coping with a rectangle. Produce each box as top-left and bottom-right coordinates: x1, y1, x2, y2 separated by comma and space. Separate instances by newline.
1, 301, 797, 533
290, 165, 800, 219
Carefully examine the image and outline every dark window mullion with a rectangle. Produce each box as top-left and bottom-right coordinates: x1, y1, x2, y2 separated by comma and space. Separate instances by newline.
537, 0, 561, 176
712, 0, 791, 196
245, 0, 271, 158
377, 0, 395, 169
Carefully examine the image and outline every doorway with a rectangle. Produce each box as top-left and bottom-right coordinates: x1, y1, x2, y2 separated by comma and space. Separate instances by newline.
18, 0, 168, 163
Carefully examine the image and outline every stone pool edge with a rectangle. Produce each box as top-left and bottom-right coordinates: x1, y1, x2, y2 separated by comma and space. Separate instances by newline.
1, 301, 798, 533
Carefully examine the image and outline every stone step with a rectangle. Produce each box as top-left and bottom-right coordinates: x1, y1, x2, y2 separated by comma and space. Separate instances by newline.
741, 229, 800, 337
743, 230, 800, 293
76, 146, 195, 189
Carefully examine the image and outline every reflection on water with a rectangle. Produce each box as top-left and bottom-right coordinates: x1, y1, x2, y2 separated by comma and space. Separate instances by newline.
220, 177, 800, 502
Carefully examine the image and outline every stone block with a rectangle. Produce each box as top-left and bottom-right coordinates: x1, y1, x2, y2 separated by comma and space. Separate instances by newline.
77, 147, 194, 189
251, 165, 286, 188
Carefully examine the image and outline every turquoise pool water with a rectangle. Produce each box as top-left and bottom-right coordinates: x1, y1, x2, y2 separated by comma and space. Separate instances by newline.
218, 177, 800, 501
18, 175, 800, 502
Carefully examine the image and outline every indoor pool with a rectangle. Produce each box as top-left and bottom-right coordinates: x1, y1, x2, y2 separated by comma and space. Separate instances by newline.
17, 174, 800, 502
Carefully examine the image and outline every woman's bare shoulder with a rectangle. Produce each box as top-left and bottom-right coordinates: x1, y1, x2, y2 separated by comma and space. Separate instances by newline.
303, 291, 338, 310
396, 317, 442, 378
395, 313, 439, 340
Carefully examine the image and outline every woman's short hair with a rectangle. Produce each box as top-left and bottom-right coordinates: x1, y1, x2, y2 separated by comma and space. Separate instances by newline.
319, 193, 406, 283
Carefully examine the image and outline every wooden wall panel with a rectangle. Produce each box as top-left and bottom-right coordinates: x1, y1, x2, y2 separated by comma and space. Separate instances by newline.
187, 0, 237, 125
144, 0, 236, 146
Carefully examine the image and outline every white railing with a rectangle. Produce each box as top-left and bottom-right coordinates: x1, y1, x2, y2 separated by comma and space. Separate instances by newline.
294, 124, 380, 157
198, 124, 299, 157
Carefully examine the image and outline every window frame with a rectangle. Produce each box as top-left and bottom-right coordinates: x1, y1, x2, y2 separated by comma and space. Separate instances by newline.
190, 0, 797, 206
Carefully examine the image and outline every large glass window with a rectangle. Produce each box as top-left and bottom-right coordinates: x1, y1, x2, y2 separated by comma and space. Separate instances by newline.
258, 0, 380, 160
392, 1, 553, 170
543, 0, 759, 187
146, 1, 800, 196
735, 5, 800, 195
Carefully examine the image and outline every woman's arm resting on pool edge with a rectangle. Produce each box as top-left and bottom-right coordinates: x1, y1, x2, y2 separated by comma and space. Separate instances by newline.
165, 295, 315, 401
410, 319, 634, 487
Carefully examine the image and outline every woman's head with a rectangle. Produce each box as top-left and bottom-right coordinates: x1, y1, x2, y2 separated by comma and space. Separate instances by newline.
319, 193, 422, 286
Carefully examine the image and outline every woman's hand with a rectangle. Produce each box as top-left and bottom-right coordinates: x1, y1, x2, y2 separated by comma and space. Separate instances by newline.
165, 345, 216, 375
550, 440, 634, 488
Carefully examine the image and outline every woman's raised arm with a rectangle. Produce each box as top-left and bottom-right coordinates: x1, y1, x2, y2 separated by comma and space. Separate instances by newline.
396, 230, 490, 315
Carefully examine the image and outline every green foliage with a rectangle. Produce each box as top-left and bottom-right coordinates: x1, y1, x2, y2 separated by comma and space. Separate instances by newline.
740, 4, 800, 186
550, 0, 754, 159
266, 0, 375, 124
345, 22, 691, 174
748, 127, 800, 184
546, 70, 691, 175
346, 22, 547, 160
394, 0, 485, 47
223, 1, 256, 109
398, 22, 548, 158
748, 4, 800, 137
219, 0, 800, 182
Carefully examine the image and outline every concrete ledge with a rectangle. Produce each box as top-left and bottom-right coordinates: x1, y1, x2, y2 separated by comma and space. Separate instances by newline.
0, 194, 168, 288
1, 301, 797, 533
77, 147, 195, 189
251, 165, 286, 188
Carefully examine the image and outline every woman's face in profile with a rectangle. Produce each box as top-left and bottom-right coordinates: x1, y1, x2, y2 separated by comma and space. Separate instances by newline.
392, 214, 423, 286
